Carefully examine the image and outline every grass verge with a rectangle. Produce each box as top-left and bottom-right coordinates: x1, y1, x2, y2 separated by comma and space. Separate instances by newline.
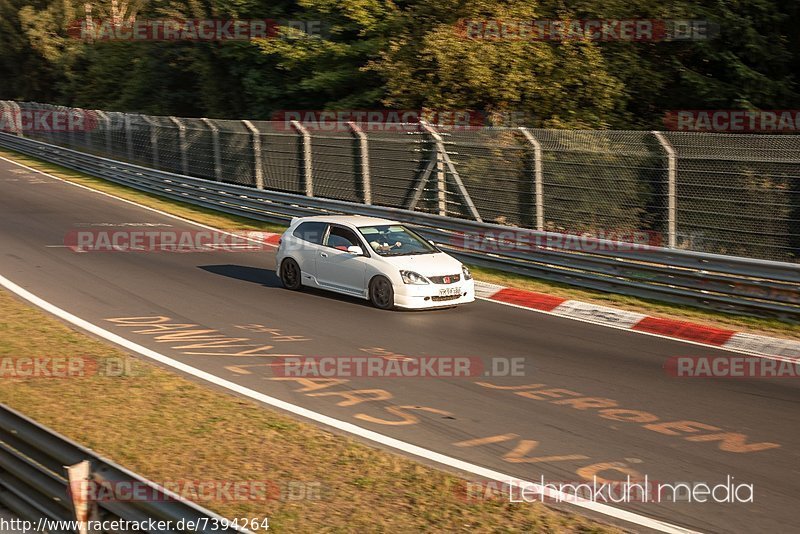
1, 146, 796, 340
0, 288, 618, 532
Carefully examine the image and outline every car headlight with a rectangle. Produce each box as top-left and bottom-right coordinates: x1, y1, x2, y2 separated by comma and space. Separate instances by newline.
400, 270, 430, 285
462, 265, 473, 280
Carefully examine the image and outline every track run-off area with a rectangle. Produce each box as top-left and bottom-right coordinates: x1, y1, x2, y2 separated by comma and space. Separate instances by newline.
1, 155, 798, 534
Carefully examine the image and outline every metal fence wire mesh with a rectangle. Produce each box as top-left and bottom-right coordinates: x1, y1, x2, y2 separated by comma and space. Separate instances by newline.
4, 101, 799, 264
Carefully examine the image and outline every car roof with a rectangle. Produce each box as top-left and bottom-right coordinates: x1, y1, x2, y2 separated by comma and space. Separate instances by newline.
292, 215, 399, 227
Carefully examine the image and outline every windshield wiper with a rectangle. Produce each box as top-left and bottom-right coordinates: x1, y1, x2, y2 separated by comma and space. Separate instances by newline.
384, 250, 436, 256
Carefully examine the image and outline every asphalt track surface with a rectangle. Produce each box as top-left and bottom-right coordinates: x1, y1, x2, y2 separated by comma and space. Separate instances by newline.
1, 157, 798, 533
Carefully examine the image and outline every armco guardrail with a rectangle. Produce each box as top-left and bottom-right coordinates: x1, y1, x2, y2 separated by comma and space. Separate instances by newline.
0, 131, 798, 320
0, 404, 249, 533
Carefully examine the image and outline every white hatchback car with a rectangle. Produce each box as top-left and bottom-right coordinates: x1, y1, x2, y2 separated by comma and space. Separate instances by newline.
276, 216, 475, 309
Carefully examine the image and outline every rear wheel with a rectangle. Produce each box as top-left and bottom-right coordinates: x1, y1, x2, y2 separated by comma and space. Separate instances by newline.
369, 276, 395, 310
280, 258, 302, 290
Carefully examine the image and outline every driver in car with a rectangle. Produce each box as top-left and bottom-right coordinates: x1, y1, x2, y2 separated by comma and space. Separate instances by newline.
369, 236, 402, 253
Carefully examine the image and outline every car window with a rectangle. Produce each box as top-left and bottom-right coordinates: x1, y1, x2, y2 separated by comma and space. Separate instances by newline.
325, 226, 362, 251
292, 222, 328, 245
358, 225, 438, 256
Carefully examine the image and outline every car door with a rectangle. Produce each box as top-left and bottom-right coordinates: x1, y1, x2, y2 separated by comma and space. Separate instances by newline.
316, 224, 369, 295
289, 221, 328, 285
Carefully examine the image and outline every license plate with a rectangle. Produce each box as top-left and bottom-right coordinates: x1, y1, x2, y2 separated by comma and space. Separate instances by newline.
439, 287, 461, 297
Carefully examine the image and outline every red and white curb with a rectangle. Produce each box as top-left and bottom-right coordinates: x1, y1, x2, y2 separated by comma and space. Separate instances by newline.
475, 281, 800, 362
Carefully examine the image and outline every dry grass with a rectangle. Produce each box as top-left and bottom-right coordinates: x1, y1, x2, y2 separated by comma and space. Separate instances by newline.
0, 289, 618, 533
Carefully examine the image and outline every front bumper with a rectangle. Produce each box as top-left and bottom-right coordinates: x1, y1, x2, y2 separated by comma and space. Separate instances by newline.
393, 279, 475, 309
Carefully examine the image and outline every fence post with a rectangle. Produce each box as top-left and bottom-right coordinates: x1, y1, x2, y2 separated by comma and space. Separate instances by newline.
419, 121, 482, 221
653, 131, 677, 248
242, 120, 264, 189
347, 121, 371, 204
518, 127, 544, 231
67, 106, 78, 149
142, 116, 160, 169
169, 116, 189, 176
94, 110, 112, 154
290, 120, 314, 197
200, 118, 222, 181
124, 114, 134, 161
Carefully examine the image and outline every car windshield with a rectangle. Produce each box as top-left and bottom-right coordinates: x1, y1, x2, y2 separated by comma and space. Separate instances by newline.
358, 225, 438, 256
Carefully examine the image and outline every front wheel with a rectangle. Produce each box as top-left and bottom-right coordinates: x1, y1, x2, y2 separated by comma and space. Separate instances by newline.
280, 258, 303, 290
369, 276, 395, 310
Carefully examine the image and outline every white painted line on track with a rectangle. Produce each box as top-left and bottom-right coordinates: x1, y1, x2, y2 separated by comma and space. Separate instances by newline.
0, 272, 698, 534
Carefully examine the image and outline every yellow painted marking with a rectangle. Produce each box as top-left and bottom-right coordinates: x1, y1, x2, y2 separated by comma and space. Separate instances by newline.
476, 380, 781, 453
552, 397, 619, 410
643, 420, 720, 436
576, 462, 643, 483
183, 345, 275, 357
106, 316, 172, 325
307, 389, 393, 407
597, 409, 659, 423
267, 377, 349, 392
173, 339, 254, 349
359, 347, 414, 362
503, 440, 589, 464
453, 434, 519, 447
153, 329, 222, 342
517, 388, 580, 401
132, 324, 198, 333
474, 382, 545, 390
355, 405, 453, 426
684, 433, 780, 453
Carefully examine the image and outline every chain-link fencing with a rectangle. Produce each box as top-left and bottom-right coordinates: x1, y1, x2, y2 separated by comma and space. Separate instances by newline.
2, 100, 798, 263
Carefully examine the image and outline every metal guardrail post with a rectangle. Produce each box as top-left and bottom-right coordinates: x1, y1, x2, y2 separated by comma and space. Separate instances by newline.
518, 127, 544, 231
93, 110, 112, 154
347, 121, 371, 204
653, 131, 677, 249
290, 120, 314, 197
142, 116, 160, 169
200, 118, 222, 181
419, 122, 482, 221
124, 114, 134, 161
169, 116, 189, 176
242, 120, 264, 189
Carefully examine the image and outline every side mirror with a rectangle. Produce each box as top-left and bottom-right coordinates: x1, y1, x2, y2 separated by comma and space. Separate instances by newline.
347, 245, 364, 256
